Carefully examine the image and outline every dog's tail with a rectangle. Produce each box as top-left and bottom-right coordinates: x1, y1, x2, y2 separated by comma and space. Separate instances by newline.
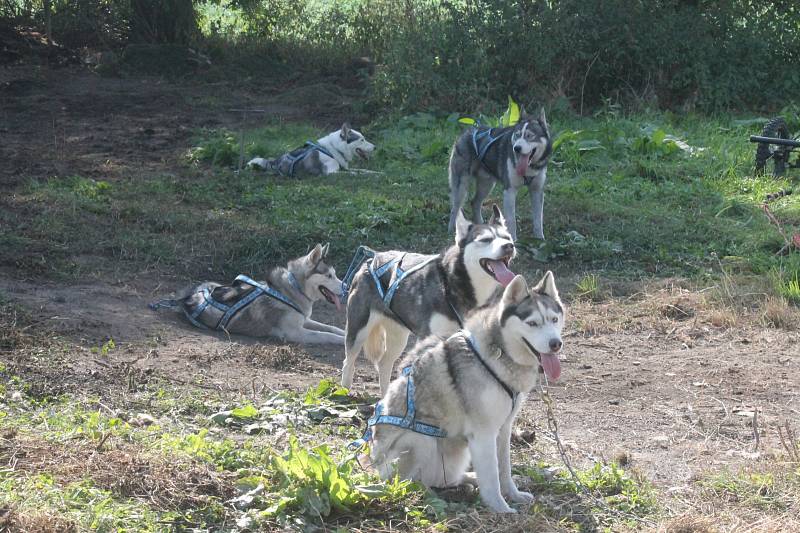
363, 323, 387, 364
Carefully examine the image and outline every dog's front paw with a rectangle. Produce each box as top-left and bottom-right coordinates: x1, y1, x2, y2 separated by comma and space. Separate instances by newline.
483, 496, 515, 514
508, 489, 534, 504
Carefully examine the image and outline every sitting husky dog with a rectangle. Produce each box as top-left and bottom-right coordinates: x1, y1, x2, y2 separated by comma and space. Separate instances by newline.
341, 205, 516, 395
248, 123, 375, 177
180, 244, 346, 344
448, 108, 552, 240
369, 272, 565, 513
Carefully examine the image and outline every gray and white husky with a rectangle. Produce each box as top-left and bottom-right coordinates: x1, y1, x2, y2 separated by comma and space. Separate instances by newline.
180, 244, 346, 344
370, 272, 565, 513
448, 108, 552, 240
248, 123, 375, 176
341, 206, 516, 395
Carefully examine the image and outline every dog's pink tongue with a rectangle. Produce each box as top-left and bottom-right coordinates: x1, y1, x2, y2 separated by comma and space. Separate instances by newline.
488, 259, 515, 286
515, 151, 531, 176
540, 354, 561, 381
334, 294, 343, 312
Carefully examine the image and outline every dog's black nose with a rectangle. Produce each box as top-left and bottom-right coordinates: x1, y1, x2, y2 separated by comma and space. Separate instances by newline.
549, 338, 562, 352
513, 145, 522, 154
502, 242, 515, 254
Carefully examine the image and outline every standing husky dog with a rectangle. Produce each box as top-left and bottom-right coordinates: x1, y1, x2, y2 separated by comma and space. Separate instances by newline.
248, 123, 375, 177
179, 244, 346, 344
369, 273, 565, 513
341, 206, 516, 395
448, 109, 552, 240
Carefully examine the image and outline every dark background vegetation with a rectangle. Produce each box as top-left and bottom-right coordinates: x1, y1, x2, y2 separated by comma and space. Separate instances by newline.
2, 0, 799, 114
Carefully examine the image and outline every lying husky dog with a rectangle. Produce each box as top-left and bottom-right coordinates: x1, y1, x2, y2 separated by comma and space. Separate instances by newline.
248, 123, 375, 177
448, 108, 552, 240
368, 272, 565, 513
180, 244, 346, 344
341, 206, 516, 395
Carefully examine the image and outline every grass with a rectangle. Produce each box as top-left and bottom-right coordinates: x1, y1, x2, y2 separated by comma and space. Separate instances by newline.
2, 110, 798, 290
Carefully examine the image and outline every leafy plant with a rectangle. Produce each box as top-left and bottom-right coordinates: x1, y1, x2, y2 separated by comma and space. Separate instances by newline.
457, 96, 522, 128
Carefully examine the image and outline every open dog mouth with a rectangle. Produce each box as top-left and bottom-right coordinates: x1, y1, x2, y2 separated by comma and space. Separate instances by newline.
355, 148, 369, 160
523, 337, 561, 381
514, 149, 533, 176
479, 254, 515, 286
319, 286, 343, 311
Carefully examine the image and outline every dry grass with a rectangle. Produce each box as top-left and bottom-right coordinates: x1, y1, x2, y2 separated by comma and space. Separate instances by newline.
0, 434, 236, 513
0, 507, 78, 533
760, 297, 800, 330
242, 343, 312, 371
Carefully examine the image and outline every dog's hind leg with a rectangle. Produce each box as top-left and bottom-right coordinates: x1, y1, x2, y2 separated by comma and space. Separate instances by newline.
528, 173, 546, 240
471, 176, 495, 224
342, 304, 377, 389
374, 321, 409, 396
502, 187, 519, 241
448, 154, 471, 233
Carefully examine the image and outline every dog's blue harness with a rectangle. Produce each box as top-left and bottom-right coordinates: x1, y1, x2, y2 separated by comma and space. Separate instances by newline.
348, 365, 447, 451
339, 246, 438, 308
183, 273, 305, 330
282, 141, 336, 177
471, 126, 512, 166
348, 330, 517, 451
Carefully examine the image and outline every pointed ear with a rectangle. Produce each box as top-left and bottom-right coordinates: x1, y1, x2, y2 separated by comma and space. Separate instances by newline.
519, 105, 527, 118
307, 243, 323, 265
502, 275, 529, 306
488, 203, 506, 228
321, 243, 330, 258
455, 210, 471, 243
340, 122, 351, 141
532, 270, 560, 302
538, 107, 548, 132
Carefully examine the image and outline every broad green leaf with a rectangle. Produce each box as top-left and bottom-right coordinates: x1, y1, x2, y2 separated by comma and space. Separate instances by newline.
230, 404, 259, 419
458, 116, 477, 125
501, 95, 521, 127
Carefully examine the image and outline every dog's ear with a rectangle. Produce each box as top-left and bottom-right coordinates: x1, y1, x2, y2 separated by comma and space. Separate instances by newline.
488, 204, 506, 228
455, 210, 471, 243
519, 105, 527, 118
321, 243, 330, 258
340, 122, 351, 141
502, 275, 529, 306
532, 270, 560, 302
306, 243, 323, 265
538, 107, 548, 132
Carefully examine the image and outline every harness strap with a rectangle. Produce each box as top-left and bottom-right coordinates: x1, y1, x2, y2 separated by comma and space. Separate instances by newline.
340, 245, 375, 304
382, 255, 438, 307
460, 330, 517, 403
348, 365, 447, 451
284, 141, 337, 177
471, 127, 512, 165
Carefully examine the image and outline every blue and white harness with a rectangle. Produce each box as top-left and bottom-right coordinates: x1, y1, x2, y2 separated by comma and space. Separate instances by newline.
183, 273, 305, 331
281, 141, 336, 177
348, 330, 517, 451
340, 246, 439, 308
471, 126, 512, 168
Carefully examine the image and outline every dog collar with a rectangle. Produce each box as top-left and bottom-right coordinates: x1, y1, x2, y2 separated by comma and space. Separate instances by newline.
286, 271, 309, 300
460, 330, 516, 401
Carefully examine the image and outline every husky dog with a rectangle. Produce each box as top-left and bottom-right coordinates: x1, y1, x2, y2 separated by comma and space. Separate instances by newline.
369, 272, 565, 513
248, 123, 375, 176
180, 244, 346, 344
341, 205, 516, 395
448, 108, 552, 240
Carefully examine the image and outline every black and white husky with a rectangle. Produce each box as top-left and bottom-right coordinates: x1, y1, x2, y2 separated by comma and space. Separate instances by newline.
448, 109, 552, 240
369, 272, 565, 513
248, 123, 375, 177
341, 206, 516, 395
179, 244, 346, 344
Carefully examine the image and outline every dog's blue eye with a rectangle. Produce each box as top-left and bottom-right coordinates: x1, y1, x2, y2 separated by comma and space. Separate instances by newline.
551, 317, 558, 323
527, 320, 538, 327
478, 237, 492, 243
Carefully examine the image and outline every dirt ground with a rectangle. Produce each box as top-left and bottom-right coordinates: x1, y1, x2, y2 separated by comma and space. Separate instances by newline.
2, 64, 799, 528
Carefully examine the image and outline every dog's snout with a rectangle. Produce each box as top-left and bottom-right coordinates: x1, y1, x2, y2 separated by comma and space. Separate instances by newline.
549, 338, 562, 352
502, 242, 515, 254
513, 145, 522, 154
